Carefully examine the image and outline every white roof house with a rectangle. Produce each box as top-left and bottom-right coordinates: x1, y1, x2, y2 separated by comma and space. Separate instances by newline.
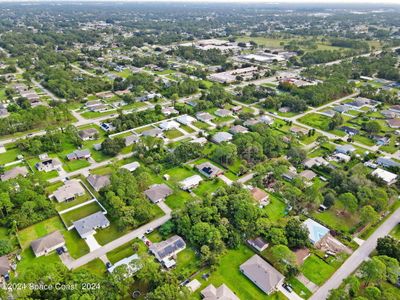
179, 175, 203, 190
107, 254, 141, 274
177, 114, 196, 125
303, 218, 330, 245
259, 115, 273, 125
371, 168, 397, 185
212, 132, 233, 144
159, 120, 180, 131
121, 162, 140, 172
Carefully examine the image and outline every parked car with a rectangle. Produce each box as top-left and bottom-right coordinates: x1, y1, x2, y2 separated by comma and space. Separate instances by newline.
282, 283, 293, 293
106, 262, 112, 269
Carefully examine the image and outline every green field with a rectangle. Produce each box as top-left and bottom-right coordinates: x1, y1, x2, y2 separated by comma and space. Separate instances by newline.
263, 194, 287, 223
194, 244, 286, 300
300, 254, 336, 285
164, 129, 183, 139
18, 216, 89, 259
60, 201, 103, 227
390, 224, 400, 240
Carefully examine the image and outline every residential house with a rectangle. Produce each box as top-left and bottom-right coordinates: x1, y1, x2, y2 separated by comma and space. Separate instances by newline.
53, 180, 85, 203
144, 184, 173, 203
300, 170, 317, 181
85, 100, 102, 108
124, 134, 139, 146
177, 114, 196, 125
229, 125, 248, 135
250, 187, 269, 207
333, 105, 351, 113
196, 162, 223, 178
371, 168, 397, 185
373, 135, 390, 146
240, 254, 285, 295
31, 231, 65, 257
190, 137, 208, 145
386, 118, 400, 129
212, 132, 233, 144
214, 109, 232, 117
149, 235, 186, 268
259, 115, 273, 125
108, 254, 141, 274
121, 162, 140, 172
247, 237, 269, 252
303, 218, 330, 245
201, 284, 239, 300
303, 157, 328, 169
332, 152, 351, 163
87, 174, 111, 191
66, 149, 91, 161
159, 120, 180, 131
196, 112, 214, 123
376, 157, 400, 168
35, 157, 62, 172
179, 175, 203, 191
161, 107, 179, 116
243, 119, 260, 127
73, 211, 110, 238
1, 166, 28, 181
340, 126, 359, 136
335, 144, 356, 154
290, 126, 309, 136
141, 128, 163, 138
231, 106, 242, 114
282, 171, 297, 181
78, 128, 99, 141
381, 110, 397, 119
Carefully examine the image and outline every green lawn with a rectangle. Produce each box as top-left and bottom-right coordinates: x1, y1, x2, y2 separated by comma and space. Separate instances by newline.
0, 146, 21, 165
193, 121, 210, 130
298, 113, 346, 137
194, 244, 286, 300
173, 247, 200, 279
312, 202, 359, 233
55, 192, 93, 212
180, 124, 195, 133
300, 254, 335, 285
62, 158, 91, 172
75, 258, 106, 277
60, 201, 103, 227
17, 216, 89, 259
264, 195, 287, 223
193, 178, 225, 197
164, 129, 184, 139
107, 239, 147, 264
390, 224, 400, 240
287, 277, 312, 299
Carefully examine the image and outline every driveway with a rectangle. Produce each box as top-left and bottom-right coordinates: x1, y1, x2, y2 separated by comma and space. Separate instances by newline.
310, 206, 400, 300
277, 284, 304, 300
85, 235, 101, 252
63, 201, 172, 270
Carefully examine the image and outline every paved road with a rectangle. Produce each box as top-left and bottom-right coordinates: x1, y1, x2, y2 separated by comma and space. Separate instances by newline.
65, 201, 172, 270
310, 206, 400, 300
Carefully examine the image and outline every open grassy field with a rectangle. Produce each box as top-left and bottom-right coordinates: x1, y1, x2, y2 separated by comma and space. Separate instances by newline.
194, 244, 286, 300
164, 129, 184, 139
18, 216, 89, 259
60, 201, 103, 227
264, 194, 287, 223
300, 254, 336, 285
298, 113, 347, 137
106, 239, 146, 264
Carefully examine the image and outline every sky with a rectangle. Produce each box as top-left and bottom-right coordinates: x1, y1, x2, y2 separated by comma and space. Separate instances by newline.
0, 0, 399, 3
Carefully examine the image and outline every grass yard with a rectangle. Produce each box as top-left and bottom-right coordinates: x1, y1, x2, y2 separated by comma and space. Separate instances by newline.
60, 201, 103, 227
300, 254, 335, 285
17, 216, 89, 259
0, 146, 21, 165
194, 244, 286, 300
173, 247, 200, 279
287, 277, 312, 299
75, 258, 106, 277
164, 129, 184, 139
298, 113, 346, 137
390, 224, 400, 240
62, 158, 91, 172
180, 124, 195, 133
193, 121, 210, 130
107, 239, 145, 264
312, 202, 359, 233
193, 178, 225, 197
264, 194, 287, 223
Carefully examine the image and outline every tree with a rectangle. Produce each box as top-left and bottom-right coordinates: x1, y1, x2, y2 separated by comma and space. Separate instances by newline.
376, 255, 400, 284
329, 112, 343, 130
360, 205, 379, 226
285, 219, 310, 249
363, 121, 381, 134
211, 143, 237, 165
266, 227, 288, 245
376, 236, 400, 262
338, 193, 358, 214
269, 244, 298, 275
361, 257, 386, 286
0, 240, 12, 256
101, 137, 125, 156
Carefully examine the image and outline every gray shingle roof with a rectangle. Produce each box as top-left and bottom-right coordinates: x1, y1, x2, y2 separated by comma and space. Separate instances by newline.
73, 212, 110, 238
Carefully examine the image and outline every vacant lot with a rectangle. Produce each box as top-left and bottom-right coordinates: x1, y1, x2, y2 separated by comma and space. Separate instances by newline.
300, 254, 336, 285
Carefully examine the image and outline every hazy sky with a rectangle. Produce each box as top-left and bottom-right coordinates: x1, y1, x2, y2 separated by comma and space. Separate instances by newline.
0, 0, 399, 3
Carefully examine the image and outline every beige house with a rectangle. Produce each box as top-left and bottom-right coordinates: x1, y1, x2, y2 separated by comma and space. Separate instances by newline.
31, 231, 65, 257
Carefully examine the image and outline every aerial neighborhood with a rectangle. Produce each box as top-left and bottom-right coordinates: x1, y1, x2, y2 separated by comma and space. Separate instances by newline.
0, 2, 399, 300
